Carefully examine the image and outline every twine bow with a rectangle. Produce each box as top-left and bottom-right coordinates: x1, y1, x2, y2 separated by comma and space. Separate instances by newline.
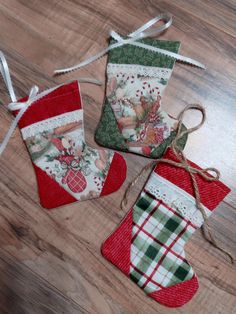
55, 13, 206, 75
121, 104, 234, 264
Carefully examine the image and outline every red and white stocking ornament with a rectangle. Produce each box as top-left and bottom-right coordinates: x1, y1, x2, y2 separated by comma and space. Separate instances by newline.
0, 52, 127, 209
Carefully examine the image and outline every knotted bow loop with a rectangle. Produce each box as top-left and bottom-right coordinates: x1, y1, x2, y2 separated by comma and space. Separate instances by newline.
128, 12, 172, 39
111, 12, 172, 44
174, 104, 206, 140
168, 104, 221, 194
55, 12, 206, 75
8, 85, 39, 111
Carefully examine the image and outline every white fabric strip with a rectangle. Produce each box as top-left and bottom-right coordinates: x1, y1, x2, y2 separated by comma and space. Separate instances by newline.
145, 172, 212, 227
55, 13, 206, 74
107, 63, 172, 80
21, 109, 83, 140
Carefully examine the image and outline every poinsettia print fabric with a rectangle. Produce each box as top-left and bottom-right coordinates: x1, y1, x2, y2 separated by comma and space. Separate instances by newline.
24, 109, 113, 201
106, 64, 178, 156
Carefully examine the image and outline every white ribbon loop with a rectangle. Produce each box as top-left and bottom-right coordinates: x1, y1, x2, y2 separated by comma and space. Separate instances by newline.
8, 86, 39, 111
128, 13, 172, 39
55, 12, 206, 74
0, 51, 17, 102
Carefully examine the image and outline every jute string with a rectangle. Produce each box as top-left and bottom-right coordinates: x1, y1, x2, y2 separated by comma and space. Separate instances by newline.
121, 104, 234, 264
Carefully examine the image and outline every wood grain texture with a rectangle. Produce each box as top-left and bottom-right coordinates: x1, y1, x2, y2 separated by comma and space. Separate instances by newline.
0, 0, 235, 313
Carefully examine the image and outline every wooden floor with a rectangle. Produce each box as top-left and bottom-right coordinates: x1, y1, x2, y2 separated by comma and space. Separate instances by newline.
0, 1, 235, 313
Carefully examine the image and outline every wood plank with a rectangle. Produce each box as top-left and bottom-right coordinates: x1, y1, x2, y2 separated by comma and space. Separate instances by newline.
0, 169, 235, 313
163, 0, 236, 37
0, 249, 89, 314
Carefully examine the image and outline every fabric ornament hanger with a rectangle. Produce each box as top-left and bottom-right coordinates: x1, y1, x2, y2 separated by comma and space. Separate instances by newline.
101, 104, 233, 308
0, 51, 127, 209
55, 13, 205, 158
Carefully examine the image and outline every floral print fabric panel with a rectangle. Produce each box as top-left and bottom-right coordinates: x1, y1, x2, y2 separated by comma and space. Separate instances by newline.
23, 109, 114, 201
106, 64, 178, 156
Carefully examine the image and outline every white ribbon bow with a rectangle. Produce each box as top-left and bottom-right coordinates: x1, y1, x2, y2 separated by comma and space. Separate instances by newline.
55, 13, 206, 74
0, 85, 40, 155
0, 52, 102, 156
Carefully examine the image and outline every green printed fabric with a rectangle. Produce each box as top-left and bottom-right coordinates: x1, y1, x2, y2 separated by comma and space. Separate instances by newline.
108, 38, 180, 67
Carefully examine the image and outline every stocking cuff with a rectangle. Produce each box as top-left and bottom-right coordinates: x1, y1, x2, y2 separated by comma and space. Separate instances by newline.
108, 38, 180, 68
107, 63, 173, 81
147, 148, 230, 227
21, 109, 83, 140
12, 81, 81, 130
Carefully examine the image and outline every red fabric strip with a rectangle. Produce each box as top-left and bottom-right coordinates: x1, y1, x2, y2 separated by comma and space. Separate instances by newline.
33, 164, 77, 209
148, 275, 199, 307
101, 209, 133, 276
100, 152, 127, 196
12, 81, 82, 129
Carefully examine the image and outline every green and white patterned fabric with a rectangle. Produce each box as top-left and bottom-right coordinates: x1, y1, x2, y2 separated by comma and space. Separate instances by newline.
129, 171, 212, 293
130, 190, 195, 293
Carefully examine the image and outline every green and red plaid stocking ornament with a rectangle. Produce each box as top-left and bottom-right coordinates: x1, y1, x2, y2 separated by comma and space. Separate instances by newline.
0, 52, 126, 209
101, 148, 230, 307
